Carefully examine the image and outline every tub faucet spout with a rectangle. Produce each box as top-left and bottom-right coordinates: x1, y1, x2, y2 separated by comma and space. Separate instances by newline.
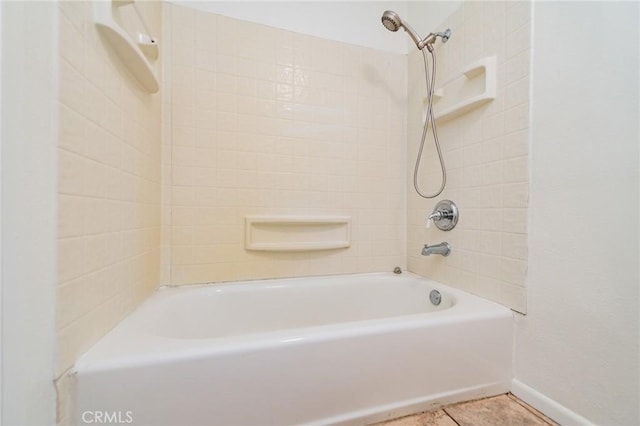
421, 242, 451, 257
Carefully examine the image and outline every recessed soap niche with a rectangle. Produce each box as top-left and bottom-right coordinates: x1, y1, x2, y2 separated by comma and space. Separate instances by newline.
94, 0, 160, 93
245, 216, 352, 252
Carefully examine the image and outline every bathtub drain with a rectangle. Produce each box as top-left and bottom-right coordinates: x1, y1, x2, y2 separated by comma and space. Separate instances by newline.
429, 290, 442, 306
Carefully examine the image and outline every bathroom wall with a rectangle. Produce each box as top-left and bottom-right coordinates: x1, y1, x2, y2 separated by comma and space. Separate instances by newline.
171, 1, 409, 54
513, 2, 639, 425
407, 1, 531, 312
56, 0, 162, 383
1, 1, 58, 424
163, 4, 407, 286
407, 1, 462, 40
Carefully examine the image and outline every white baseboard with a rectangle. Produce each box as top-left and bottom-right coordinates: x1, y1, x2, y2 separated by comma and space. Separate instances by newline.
511, 379, 593, 426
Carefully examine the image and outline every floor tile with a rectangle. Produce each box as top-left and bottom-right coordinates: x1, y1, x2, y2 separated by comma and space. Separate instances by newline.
444, 394, 553, 426
374, 409, 457, 426
507, 393, 559, 425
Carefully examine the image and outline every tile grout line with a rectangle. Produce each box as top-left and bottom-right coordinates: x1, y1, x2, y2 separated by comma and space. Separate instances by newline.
373, 393, 555, 425
442, 408, 462, 426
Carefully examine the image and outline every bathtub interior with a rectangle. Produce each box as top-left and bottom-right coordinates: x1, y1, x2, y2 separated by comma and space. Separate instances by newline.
141, 273, 456, 340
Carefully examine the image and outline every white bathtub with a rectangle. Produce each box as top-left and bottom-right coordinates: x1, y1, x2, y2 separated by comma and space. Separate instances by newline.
74, 272, 513, 425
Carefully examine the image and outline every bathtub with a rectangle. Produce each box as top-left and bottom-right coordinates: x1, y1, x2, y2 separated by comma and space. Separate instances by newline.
74, 272, 513, 425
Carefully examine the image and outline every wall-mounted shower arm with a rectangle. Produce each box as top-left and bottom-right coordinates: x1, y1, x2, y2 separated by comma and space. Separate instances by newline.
420, 30, 452, 51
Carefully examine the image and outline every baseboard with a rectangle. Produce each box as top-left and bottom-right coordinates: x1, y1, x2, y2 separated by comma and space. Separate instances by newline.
511, 379, 593, 426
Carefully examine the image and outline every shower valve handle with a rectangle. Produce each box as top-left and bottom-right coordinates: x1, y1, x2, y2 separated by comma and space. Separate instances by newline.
428, 200, 459, 231
428, 210, 455, 221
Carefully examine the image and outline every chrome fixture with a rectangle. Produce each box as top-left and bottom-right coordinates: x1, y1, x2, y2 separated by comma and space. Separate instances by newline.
428, 200, 459, 231
429, 290, 442, 306
381, 11, 450, 52
419, 29, 452, 52
381, 11, 451, 198
421, 242, 451, 257
393, 266, 402, 274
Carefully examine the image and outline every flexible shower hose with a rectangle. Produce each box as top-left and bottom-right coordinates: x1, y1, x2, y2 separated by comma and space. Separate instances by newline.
413, 48, 446, 199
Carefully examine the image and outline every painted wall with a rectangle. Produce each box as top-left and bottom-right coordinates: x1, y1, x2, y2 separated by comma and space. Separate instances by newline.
1, 1, 58, 424
171, 1, 409, 54
407, 0, 462, 38
163, 4, 407, 285
514, 2, 639, 425
407, 1, 531, 313
55, 2, 162, 421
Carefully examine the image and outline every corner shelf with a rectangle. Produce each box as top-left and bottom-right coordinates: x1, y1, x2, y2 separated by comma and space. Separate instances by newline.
433, 56, 496, 123
93, 1, 159, 93
245, 216, 351, 251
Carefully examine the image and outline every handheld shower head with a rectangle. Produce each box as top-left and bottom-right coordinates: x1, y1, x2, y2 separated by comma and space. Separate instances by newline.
381, 10, 423, 49
381, 10, 401, 32
381, 11, 452, 51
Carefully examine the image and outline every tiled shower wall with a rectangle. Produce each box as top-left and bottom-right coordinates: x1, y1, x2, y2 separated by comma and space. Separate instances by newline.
162, 4, 407, 285
56, 0, 162, 379
407, 1, 531, 312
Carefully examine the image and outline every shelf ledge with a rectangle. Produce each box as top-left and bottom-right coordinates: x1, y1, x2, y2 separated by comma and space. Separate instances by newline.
433, 56, 496, 123
245, 216, 351, 252
93, 1, 159, 93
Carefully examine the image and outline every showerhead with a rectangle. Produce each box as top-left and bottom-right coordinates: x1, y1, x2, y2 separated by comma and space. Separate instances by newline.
381, 10, 423, 48
381, 10, 401, 32
381, 10, 451, 51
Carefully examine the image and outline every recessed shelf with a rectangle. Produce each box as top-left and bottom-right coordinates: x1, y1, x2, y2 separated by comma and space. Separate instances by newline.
245, 216, 351, 251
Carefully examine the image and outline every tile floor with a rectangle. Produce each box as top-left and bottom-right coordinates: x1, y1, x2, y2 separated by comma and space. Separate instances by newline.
373, 394, 558, 426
